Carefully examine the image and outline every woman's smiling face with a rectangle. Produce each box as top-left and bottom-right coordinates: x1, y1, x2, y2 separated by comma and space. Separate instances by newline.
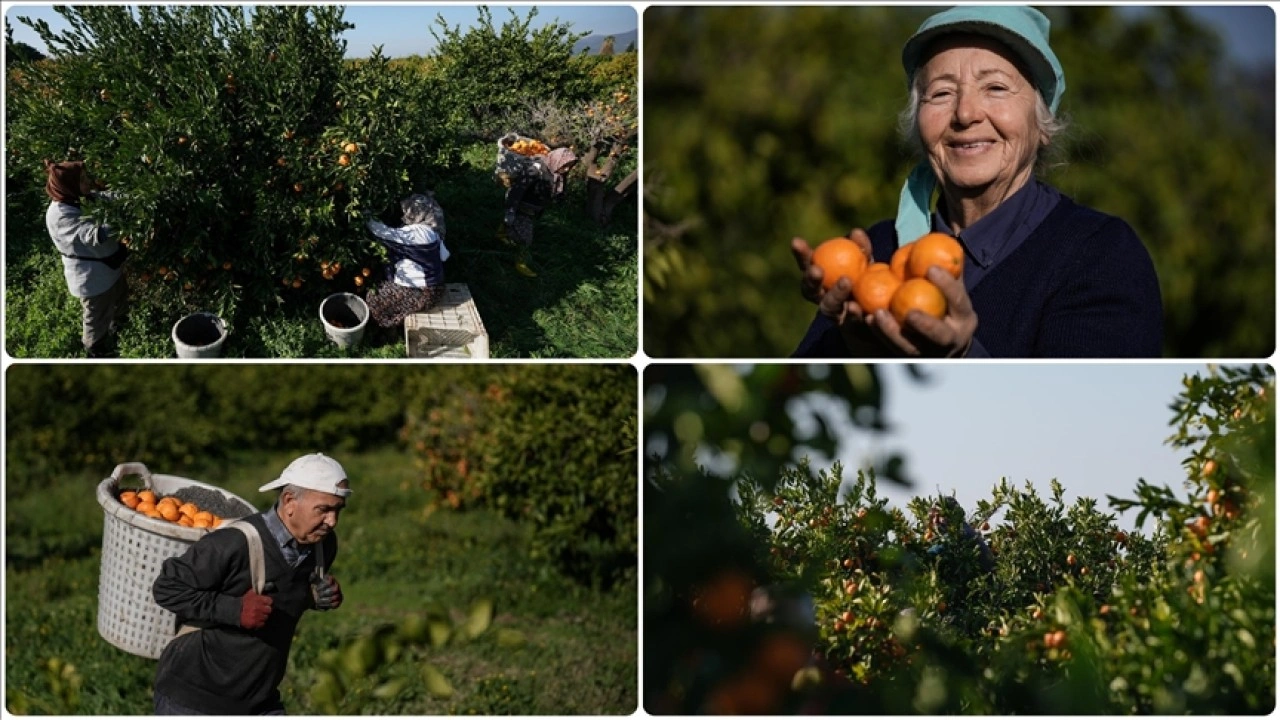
916, 34, 1045, 203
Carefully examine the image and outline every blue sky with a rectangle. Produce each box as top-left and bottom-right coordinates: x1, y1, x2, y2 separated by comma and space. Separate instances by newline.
809, 364, 1216, 533
4, 4, 639, 59
6, 5, 1270, 63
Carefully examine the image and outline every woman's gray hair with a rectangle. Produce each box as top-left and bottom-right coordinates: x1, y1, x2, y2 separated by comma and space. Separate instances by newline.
896, 74, 1069, 173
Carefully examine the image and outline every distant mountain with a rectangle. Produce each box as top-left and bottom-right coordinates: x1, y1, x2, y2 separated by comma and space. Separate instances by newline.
574, 29, 638, 55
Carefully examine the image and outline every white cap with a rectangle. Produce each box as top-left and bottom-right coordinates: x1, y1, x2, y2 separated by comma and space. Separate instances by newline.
258, 453, 352, 497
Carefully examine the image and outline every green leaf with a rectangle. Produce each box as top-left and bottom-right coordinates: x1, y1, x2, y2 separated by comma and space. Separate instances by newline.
428, 619, 453, 648
422, 663, 454, 699
372, 678, 407, 700
461, 597, 493, 639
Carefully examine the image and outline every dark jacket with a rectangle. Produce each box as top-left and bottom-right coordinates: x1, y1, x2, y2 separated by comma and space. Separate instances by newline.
794, 195, 1164, 358
152, 512, 338, 714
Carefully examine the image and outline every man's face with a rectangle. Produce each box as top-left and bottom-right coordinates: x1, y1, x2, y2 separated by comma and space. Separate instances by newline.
281, 488, 346, 544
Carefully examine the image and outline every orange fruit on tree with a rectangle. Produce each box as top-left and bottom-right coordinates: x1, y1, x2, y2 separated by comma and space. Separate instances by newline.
354, 276, 364, 287
890, 242, 914, 281
906, 232, 963, 280
120, 491, 140, 509
337, 154, 350, 167
811, 237, 869, 291
853, 263, 902, 315
890, 278, 947, 325
343, 142, 358, 154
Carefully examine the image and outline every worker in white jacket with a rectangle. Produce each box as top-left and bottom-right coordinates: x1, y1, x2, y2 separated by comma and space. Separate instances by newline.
364, 192, 450, 329
44, 159, 129, 357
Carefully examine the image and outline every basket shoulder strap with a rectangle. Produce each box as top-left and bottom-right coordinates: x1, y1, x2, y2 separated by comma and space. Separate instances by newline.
174, 520, 268, 641
226, 520, 266, 594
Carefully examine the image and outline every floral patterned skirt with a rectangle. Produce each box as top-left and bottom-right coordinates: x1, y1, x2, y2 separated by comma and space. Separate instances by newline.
366, 282, 445, 328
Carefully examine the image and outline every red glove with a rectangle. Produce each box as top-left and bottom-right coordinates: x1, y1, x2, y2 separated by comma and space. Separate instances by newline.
240, 589, 273, 629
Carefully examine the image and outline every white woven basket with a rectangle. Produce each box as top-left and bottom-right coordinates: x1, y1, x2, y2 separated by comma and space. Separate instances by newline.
95, 462, 256, 659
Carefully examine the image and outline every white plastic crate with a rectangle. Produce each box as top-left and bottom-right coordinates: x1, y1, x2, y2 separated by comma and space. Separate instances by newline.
404, 283, 490, 359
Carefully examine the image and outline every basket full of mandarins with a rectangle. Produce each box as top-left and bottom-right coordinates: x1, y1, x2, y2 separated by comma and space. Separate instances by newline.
95, 462, 257, 659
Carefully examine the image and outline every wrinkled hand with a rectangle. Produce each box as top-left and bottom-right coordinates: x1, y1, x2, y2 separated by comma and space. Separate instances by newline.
866, 267, 978, 357
240, 589, 273, 629
311, 575, 343, 611
791, 230, 874, 310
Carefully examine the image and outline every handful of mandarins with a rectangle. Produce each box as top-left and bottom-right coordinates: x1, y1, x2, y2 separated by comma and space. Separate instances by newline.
118, 489, 224, 530
811, 232, 963, 324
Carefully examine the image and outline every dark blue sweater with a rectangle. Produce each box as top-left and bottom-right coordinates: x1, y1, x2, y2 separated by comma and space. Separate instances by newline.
793, 195, 1164, 358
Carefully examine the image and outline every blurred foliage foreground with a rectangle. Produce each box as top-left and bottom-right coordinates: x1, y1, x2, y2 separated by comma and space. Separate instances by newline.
6, 364, 637, 589
644, 365, 1275, 713
643, 6, 1275, 358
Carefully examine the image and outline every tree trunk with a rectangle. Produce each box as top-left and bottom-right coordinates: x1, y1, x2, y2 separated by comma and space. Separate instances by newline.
584, 140, 631, 226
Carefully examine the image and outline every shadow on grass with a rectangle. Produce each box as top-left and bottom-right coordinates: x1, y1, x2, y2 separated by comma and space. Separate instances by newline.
429, 160, 638, 359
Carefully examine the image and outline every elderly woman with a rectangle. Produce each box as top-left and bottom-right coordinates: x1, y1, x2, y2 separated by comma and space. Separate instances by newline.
364, 192, 450, 329
44, 159, 129, 358
791, 7, 1162, 358
498, 145, 578, 278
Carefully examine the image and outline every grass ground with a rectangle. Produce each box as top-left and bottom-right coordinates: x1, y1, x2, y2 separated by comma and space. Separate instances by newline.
4, 141, 638, 359
4, 448, 638, 715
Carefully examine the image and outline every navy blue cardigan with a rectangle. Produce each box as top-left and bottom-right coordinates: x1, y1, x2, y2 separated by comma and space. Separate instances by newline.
793, 195, 1164, 358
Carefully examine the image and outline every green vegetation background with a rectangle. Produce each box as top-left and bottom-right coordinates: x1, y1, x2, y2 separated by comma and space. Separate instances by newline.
643, 6, 1275, 358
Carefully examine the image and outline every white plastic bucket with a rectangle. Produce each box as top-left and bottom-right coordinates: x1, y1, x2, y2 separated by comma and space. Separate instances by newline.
171, 312, 227, 358
320, 293, 369, 348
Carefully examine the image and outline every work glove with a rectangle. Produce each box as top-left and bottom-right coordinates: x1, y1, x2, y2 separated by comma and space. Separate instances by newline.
312, 575, 343, 611
240, 588, 273, 629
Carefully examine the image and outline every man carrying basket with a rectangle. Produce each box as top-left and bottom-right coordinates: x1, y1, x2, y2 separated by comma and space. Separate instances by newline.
151, 454, 350, 715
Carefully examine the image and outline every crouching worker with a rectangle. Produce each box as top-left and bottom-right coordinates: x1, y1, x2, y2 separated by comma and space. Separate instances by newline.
364, 192, 450, 330
152, 454, 351, 715
44, 159, 129, 357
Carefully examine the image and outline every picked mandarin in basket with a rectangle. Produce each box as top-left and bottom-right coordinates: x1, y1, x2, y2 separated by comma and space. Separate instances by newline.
211, 516, 224, 529
812, 237, 869, 291
137, 490, 157, 505
193, 511, 214, 525
159, 503, 181, 522
119, 491, 140, 509
144, 508, 164, 519
136, 500, 157, 515
192, 517, 212, 529
179, 503, 199, 519
177, 516, 194, 527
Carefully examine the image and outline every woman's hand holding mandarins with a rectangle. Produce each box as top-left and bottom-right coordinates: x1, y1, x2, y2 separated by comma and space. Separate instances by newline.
865, 266, 978, 357
791, 229, 874, 318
